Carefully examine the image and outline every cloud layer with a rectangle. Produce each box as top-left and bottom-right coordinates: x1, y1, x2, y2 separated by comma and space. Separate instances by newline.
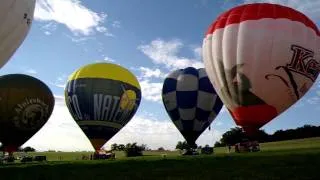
138, 39, 204, 70
136, 39, 204, 103
35, 0, 109, 36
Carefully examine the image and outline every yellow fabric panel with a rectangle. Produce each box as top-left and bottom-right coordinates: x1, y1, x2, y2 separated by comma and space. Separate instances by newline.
68, 63, 140, 89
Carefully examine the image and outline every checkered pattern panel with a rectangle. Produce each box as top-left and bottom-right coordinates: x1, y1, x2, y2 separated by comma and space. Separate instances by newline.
162, 67, 223, 144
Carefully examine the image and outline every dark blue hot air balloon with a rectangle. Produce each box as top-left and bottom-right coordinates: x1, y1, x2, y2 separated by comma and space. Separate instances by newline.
162, 67, 223, 147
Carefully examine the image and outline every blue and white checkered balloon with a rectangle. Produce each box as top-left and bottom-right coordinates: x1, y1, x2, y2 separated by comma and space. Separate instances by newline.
162, 67, 223, 146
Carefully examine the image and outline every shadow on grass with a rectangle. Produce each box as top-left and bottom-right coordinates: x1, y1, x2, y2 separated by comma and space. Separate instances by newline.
1, 148, 319, 180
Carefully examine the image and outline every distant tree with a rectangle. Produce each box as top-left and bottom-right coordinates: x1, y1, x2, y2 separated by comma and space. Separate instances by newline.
220, 127, 246, 146
217, 124, 320, 145
176, 141, 183, 150
111, 143, 118, 151
118, 144, 125, 151
158, 147, 165, 151
256, 129, 271, 143
214, 141, 224, 147
176, 141, 197, 150
22, 146, 35, 152
140, 144, 147, 151
124, 142, 144, 157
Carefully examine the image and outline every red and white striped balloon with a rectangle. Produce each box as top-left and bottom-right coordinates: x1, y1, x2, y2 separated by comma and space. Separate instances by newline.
202, 3, 320, 135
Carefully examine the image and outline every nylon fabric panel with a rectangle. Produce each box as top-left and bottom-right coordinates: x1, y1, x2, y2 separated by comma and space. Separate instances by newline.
205, 3, 320, 36
68, 63, 141, 89
0, 74, 54, 149
203, 8, 320, 133
65, 78, 141, 149
162, 67, 223, 146
0, 0, 36, 68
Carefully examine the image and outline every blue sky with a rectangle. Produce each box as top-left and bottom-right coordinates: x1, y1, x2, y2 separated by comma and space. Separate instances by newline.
0, 0, 319, 151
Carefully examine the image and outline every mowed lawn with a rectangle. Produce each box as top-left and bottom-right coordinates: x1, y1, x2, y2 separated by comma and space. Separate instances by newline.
1, 137, 320, 180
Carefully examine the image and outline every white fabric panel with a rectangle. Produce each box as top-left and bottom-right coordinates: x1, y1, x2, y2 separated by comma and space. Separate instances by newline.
162, 91, 177, 111
197, 91, 216, 111
203, 18, 320, 114
176, 74, 198, 91
0, 0, 36, 68
178, 108, 196, 120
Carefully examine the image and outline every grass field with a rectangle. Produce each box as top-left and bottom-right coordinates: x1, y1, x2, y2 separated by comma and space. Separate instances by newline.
1, 137, 320, 180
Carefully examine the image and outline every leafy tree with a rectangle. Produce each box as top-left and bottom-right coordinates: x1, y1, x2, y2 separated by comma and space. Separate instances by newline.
124, 142, 144, 157
220, 127, 246, 146
176, 141, 183, 150
176, 141, 197, 150
22, 146, 35, 152
158, 147, 165, 151
111, 143, 118, 151
140, 144, 147, 151
214, 141, 224, 147
118, 144, 125, 151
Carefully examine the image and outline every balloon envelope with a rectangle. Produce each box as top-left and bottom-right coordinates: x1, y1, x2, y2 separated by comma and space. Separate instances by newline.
0, 0, 36, 68
202, 3, 320, 135
162, 67, 223, 146
0, 74, 54, 152
65, 63, 141, 150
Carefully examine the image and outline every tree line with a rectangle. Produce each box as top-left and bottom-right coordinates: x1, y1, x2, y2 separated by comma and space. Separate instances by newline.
214, 124, 320, 147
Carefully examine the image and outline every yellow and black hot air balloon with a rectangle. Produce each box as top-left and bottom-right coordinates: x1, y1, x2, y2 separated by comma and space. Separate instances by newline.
0, 74, 54, 154
65, 63, 141, 151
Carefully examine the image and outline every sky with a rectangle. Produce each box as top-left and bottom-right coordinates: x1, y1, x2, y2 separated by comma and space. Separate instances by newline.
0, 0, 320, 152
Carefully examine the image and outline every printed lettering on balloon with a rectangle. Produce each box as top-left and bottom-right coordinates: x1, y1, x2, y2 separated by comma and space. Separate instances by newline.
13, 98, 49, 129
287, 45, 320, 81
23, 13, 31, 26
265, 45, 320, 100
66, 95, 83, 120
93, 93, 136, 125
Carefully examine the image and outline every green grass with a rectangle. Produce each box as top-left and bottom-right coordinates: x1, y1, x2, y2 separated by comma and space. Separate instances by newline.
1, 137, 320, 180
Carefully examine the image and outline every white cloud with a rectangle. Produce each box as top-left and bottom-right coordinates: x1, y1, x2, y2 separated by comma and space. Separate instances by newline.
112, 21, 121, 28
306, 96, 320, 105
103, 56, 116, 63
105, 115, 222, 150
138, 67, 166, 79
140, 79, 163, 102
243, 0, 320, 22
25, 69, 37, 75
130, 66, 169, 103
96, 26, 107, 33
138, 39, 204, 71
193, 46, 202, 60
35, 0, 110, 36
136, 39, 205, 103
40, 22, 57, 35
23, 96, 222, 151
51, 74, 68, 88
64, 34, 95, 43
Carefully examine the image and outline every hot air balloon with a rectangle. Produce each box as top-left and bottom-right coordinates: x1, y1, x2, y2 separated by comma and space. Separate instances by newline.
162, 67, 223, 148
0, 0, 36, 69
65, 63, 141, 151
202, 3, 320, 136
0, 74, 54, 154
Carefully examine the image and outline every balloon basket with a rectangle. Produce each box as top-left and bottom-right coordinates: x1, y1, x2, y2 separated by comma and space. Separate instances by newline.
181, 148, 199, 156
